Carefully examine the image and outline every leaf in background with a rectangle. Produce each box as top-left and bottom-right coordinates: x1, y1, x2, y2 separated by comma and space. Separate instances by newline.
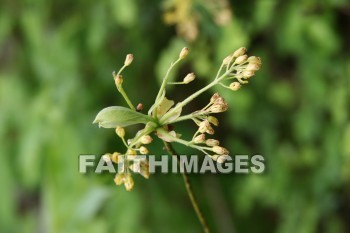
93, 106, 153, 128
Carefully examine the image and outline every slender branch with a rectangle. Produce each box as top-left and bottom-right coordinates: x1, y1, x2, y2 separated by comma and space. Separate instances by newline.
163, 141, 211, 233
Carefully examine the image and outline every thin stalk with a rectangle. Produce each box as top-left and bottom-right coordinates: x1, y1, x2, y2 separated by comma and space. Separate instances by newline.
117, 85, 136, 110
163, 141, 211, 233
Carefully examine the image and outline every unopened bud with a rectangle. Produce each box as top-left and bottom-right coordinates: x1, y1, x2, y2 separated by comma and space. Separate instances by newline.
139, 146, 149, 155
235, 55, 248, 64
198, 120, 211, 133
242, 70, 255, 78
247, 56, 261, 65
209, 103, 228, 113
179, 47, 189, 59
206, 139, 220, 146
232, 47, 247, 57
124, 174, 134, 191
112, 152, 121, 163
207, 116, 219, 126
212, 146, 229, 155
229, 82, 241, 91
114, 173, 125, 185
193, 134, 206, 144
183, 73, 195, 84
136, 103, 143, 112
124, 54, 134, 66
115, 126, 125, 138
223, 55, 233, 65
140, 135, 153, 144
246, 63, 260, 71
216, 155, 230, 163
210, 93, 220, 103
115, 74, 123, 86
102, 153, 112, 162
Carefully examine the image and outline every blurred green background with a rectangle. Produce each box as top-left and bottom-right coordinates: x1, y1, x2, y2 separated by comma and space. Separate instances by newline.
1, 0, 350, 232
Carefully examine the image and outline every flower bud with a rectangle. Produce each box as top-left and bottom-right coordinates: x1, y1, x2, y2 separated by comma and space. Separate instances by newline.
136, 103, 143, 112
183, 73, 195, 84
139, 146, 149, 155
115, 126, 125, 138
124, 54, 134, 66
242, 70, 255, 78
115, 74, 123, 86
198, 120, 211, 133
229, 82, 241, 91
210, 93, 220, 103
232, 47, 246, 57
223, 55, 233, 65
209, 103, 228, 113
206, 139, 220, 146
179, 47, 189, 59
216, 155, 230, 163
235, 55, 248, 64
124, 174, 134, 191
139, 160, 150, 179
207, 116, 219, 126
112, 152, 121, 163
212, 146, 229, 155
114, 173, 125, 185
193, 134, 206, 144
140, 135, 153, 144
102, 153, 112, 162
246, 63, 260, 71
247, 56, 261, 65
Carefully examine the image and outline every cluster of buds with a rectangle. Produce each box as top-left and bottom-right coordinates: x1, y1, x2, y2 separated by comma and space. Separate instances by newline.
94, 47, 261, 191
222, 47, 262, 86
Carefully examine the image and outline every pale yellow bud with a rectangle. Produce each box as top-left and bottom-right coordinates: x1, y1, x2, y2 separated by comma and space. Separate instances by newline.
140, 135, 153, 144
124, 174, 134, 191
206, 139, 220, 146
111, 152, 121, 163
124, 54, 134, 66
229, 82, 241, 91
183, 73, 195, 84
198, 120, 211, 133
242, 70, 255, 78
115, 126, 125, 138
102, 153, 112, 162
212, 146, 229, 155
179, 47, 189, 59
114, 173, 125, 185
232, 47, 247, 57
223, 55, 233, 65
193, 134, 206, 144
247, 56, 261, 65
246, 63, 260, 71
207, 116, 219, 126
210, 93, 221, 103
115, 74, 123, 86
139, 146, 149, 155
216, 155, 230, 163
209, 103, 228, 113
235, 55, 248, 64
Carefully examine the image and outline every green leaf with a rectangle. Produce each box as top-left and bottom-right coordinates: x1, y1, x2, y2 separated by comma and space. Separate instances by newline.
93, 106, 153, 128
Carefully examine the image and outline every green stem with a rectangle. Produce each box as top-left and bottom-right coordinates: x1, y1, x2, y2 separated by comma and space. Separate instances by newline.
152, 58, 182, 118
117, 85, 136, 110
163, 141, 211, 233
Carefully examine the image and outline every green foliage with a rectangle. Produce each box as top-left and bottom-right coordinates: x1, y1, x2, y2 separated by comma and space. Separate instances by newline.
0, 0, 349, 233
